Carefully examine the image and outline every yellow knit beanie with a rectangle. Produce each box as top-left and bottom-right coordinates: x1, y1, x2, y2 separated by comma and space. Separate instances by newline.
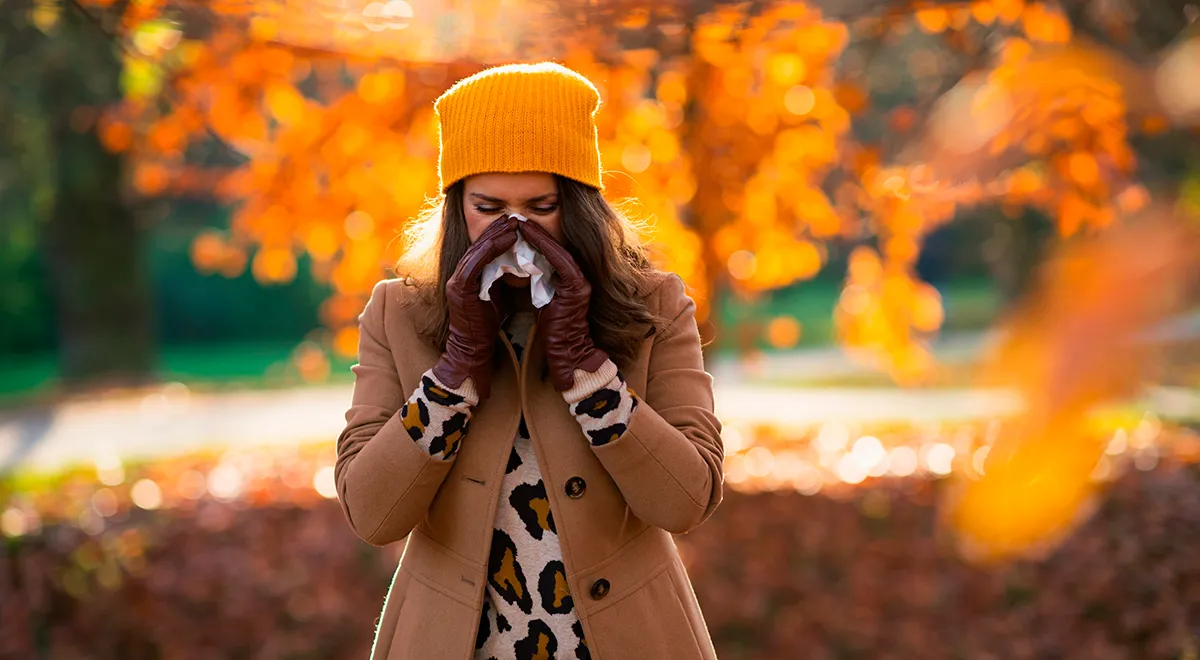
434, 61, 605, 193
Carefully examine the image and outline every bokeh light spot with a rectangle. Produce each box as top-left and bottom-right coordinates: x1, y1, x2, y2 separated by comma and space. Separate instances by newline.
313, 466, 338, 499
131, 479, 164, 510
207, 465, 244, 502
888, 446, 918, 477
926, 443, 955, 476
727, 250, 757, 280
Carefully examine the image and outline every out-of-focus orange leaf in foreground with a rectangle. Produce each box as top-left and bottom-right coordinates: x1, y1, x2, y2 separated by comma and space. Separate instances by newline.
946, 216, 1198, 561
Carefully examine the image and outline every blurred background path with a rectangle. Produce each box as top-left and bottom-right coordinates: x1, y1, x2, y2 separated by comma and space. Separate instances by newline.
5, 318, 1199, 475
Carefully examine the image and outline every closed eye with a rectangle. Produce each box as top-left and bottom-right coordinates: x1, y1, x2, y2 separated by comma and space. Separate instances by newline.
473, 204, 558, 215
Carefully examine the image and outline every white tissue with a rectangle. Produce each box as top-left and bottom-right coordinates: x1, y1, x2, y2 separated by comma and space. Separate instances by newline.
479, 214, 557, 308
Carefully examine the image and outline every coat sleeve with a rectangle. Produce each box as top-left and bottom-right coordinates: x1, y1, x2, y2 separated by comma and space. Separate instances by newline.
334, 280, 459, 546
588, 273, 724, 534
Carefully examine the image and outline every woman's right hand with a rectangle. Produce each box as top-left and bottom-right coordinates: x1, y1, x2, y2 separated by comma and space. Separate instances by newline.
431, 213, 520, 400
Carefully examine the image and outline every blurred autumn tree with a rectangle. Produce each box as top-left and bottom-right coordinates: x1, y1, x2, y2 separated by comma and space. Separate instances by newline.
10, 0, 1200, 384
1, 0, 156, 384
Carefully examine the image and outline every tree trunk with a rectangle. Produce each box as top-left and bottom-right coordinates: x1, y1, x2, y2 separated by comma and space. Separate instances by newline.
39, 6, 156, 385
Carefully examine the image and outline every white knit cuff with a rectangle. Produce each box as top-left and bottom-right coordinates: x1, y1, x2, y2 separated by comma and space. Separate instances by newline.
562, 359, 620, 405
427, 370, 480, 407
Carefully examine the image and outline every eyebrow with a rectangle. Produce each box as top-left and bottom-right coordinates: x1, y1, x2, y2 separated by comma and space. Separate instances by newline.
469, 192, 558, 204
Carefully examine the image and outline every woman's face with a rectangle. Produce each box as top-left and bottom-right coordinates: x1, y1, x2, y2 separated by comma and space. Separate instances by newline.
462, 172, 564, 244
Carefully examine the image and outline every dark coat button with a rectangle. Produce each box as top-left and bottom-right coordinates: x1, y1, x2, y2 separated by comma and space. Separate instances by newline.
589, 578, 610, 600
565, 476, 587, 499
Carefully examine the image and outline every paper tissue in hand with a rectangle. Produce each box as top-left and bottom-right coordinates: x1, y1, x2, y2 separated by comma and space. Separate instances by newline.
479, 213, 557, 308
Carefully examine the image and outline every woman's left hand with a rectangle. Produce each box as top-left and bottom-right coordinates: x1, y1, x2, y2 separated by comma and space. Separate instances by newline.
517, 219, 609, 391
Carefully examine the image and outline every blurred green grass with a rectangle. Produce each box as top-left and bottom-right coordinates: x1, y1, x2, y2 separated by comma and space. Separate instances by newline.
714, 277, 999, 350
0, 279, 1000, 400
0, 341, 357, 402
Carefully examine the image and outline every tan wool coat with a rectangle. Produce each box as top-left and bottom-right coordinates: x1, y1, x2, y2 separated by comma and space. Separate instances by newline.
335, 270, 724, 660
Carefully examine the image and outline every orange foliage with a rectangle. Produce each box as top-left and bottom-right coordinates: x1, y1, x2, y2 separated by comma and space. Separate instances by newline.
85, 0, 1186, 386
909, 39, 1140, 240
764, 316, 803, 349
856, 30, 1190, 378
915, 7, 949, 34
98, 117, 133, 153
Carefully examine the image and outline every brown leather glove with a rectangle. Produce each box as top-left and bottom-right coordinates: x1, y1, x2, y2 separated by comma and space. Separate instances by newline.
431, 214, 520, 399
517, 218, 609, 391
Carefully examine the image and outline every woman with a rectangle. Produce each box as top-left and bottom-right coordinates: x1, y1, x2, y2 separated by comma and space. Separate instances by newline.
335, 61, 724, 660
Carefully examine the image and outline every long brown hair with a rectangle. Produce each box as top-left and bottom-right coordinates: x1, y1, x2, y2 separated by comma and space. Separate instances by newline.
394, 175, 666, 369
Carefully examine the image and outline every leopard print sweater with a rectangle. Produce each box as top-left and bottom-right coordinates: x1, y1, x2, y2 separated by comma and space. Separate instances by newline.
398, 310, 638, 660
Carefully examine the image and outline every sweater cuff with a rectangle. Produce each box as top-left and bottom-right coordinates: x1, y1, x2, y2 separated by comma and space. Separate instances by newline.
431, 372, 479, 406
562, 359, 620, 405
403, 368, 479, 461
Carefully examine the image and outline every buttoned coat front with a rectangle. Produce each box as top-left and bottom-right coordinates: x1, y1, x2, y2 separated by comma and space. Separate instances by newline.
335, 270, 724, 660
